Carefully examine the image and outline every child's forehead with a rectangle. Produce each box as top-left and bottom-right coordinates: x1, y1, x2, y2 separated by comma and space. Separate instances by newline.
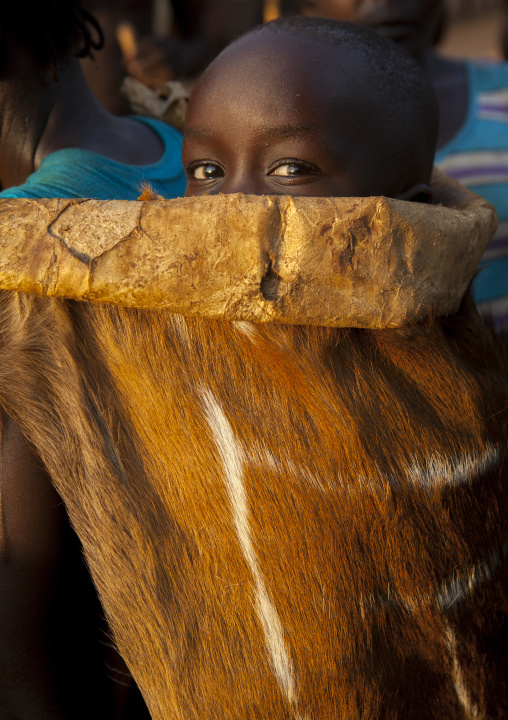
193, 31, 367, 111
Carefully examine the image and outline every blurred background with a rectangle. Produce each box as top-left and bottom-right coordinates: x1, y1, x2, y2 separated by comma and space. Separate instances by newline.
81, 0, 508, 113
440, 0, 506, 58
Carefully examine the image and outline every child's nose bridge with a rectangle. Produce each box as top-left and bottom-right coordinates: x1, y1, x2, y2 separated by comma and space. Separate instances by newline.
221, 164, 265, 196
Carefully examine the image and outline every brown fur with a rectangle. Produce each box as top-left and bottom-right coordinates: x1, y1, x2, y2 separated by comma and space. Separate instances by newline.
0, 289, 506, 719
137, 184, 165, 201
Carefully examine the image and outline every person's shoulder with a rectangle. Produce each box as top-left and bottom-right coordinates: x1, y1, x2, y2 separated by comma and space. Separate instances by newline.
0, 139, 185, 200
0, 119, 186, 201
435, 59, 508, 163
0, 187, 34, 199
0, 148, 109, 199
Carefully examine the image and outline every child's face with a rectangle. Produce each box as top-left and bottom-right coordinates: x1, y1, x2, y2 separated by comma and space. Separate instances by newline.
183, 33, 401, 199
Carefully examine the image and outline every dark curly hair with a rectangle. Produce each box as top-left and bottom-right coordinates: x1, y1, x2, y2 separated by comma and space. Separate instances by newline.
1, 0, 103, 66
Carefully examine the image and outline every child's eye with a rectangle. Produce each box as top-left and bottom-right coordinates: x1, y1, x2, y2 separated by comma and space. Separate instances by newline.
268, 160, 321, 182
270, 163, 305, 177
187, 162, 224, 181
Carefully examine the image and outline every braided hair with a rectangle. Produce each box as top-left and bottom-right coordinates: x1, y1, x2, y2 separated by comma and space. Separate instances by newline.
1, 0, 103, 67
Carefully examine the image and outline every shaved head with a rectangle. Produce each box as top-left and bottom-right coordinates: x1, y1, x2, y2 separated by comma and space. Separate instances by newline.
242, 17, 439, 189
184, 17, 439, 199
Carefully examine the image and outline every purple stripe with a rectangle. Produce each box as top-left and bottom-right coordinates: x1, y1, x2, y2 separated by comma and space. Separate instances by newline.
448, 165, 508, 179
487, 235, 508, 251
488, 307, 508, 329
478, 103, 508, 113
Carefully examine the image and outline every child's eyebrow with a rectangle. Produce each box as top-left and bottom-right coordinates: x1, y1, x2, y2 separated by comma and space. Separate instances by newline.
183, 124, 315, 141
260, 124, 315, 140
183, 127, 213, 140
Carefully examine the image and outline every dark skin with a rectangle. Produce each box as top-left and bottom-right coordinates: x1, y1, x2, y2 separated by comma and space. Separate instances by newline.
0, 34, 164, 190
0, 26, 152, 720
183, 32, 431, 200
293, 0, 468, 151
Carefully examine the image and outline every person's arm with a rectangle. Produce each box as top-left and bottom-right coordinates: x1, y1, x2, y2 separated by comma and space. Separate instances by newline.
0, 409, 143, 720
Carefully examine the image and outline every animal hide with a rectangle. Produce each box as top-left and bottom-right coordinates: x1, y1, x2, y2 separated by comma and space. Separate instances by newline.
0, 179, 506, 718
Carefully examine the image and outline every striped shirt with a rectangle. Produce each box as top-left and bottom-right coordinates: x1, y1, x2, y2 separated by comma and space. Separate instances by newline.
436, 60, 508, 330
